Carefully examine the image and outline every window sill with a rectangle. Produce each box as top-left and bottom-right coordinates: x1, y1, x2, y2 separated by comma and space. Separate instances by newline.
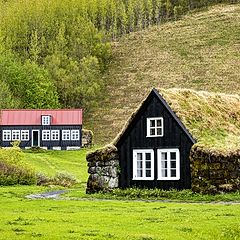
157, 177, 180, 181
132, 177, 154, 181
146, 135, 163, 138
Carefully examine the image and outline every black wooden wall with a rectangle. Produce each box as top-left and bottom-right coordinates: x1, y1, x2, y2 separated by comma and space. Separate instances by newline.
116, 92, 194, 190
0, 125, 82, 149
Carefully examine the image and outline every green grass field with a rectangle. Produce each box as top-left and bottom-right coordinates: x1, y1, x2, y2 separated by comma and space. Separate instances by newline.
24, 150, 89, 182
1, 150, 240, 239
1, 186, 240, 240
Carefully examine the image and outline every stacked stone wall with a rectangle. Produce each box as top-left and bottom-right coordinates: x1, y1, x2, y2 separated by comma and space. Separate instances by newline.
82, 129, 93, 147
86, 144, 119, 193
190, 145, 240, 193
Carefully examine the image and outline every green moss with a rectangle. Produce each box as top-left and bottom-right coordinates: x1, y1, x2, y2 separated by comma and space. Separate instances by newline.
161, 89, 240, 151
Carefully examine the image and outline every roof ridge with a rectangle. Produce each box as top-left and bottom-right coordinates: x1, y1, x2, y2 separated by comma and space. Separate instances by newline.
114, 88, 196, 146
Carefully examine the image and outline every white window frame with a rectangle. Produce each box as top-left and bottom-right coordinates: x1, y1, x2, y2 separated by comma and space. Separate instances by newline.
51, 130, 60, 141
12, 130, 20, 141
146, 117, 164, 137
62, 130, 70, 141
42, 130, 51, 141
71, 130, 80, 141
21, 130, 29, 141
133, 149, 154, 180
2, 130, 11, 141
42, 115, 51, 126
157, 149, 180, 180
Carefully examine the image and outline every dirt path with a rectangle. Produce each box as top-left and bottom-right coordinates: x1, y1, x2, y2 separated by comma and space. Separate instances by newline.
26, 190, 67, 199
26, 190, 240, 205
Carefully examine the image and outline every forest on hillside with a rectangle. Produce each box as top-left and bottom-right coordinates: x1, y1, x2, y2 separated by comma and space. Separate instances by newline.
0, 0, 238, 111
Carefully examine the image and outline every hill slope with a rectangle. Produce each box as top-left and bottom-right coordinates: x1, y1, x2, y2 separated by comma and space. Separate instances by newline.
86, 4, 240, 144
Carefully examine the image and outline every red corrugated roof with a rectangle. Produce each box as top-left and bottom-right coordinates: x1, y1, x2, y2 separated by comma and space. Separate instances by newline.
0, 109, 82, 126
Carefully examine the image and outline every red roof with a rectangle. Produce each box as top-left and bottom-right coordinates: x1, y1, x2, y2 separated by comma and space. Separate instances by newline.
0, 109, 82, 126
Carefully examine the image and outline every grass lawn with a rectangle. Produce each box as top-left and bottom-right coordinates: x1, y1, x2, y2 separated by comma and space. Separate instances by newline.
0, 149, 240, 239
23, 149, 90, 183
0, 186, 240, 240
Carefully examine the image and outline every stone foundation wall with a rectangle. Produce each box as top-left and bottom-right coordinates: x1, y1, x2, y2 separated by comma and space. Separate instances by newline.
82, 129, 93, 147
86, 144, 119, 193
190, 145, 240, 193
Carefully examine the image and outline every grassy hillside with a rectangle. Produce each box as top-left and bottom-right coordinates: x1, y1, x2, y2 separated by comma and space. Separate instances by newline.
160, 89, 240, 151
86, 4, 240, 144
23, 150, 90, 184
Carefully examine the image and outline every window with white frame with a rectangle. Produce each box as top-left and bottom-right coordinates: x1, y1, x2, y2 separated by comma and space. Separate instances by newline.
62, 130, 70, 140
2, 130, 11, 141
71, 130, 80, 140
42, 115, 51, 125
157, 149, 180, 180
21, 130, 29, 141
42, 130, 51, 141
147, 117, 163, 137
12, 130, 20, 141
51, 130, 60, 141
133, 149, 154, 180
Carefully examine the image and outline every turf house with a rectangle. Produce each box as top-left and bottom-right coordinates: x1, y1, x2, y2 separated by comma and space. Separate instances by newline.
0, 109, 83, 150
86, 88, 240, 193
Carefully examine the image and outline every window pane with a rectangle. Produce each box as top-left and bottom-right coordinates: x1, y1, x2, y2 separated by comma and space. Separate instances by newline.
150, 120, 155, 127
145, 160, 151, 169
150, 128, 155, 135
161, 152, 167, 160
156, 128, 162, 136
137, 170, 143, 177
170, 161, 176, 168
146, 170, 151, 177
171, 170, 176, 177
137, 161, 142, 169
137, 153, 142, 160
170, 152, 176, 160
161, 169, 167, 177
156, 119, 162, 127
145, 153, 151, 160
12, 131, 20, 140
161, 161, 167, 168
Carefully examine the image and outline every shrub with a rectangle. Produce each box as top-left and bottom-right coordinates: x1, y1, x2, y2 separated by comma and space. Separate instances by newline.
36, 172, 77, 187
0, 147, 37, 186
36, 172, 51, 186
53, 172, 77, 187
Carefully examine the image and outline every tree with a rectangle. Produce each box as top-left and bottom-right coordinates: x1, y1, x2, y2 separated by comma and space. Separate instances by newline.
0, 52, 59, 109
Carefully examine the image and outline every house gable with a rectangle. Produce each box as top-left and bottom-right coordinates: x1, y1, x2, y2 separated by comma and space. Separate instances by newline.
115, 88, 195, 147
115, 88, 196, 190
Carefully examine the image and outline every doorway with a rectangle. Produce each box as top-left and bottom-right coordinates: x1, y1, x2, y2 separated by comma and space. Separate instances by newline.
32, 130, 40, 147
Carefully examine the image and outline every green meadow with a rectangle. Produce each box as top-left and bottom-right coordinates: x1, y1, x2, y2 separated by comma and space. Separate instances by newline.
0, 150, 240, 240
1, 185, 240, 240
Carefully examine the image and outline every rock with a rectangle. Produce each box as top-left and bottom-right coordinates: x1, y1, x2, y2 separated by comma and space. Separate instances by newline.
190, 146, 240, 193
86, 144, 119, 193
82, 129, 93, 147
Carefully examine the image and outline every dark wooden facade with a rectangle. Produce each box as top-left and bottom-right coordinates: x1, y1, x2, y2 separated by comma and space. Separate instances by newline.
0, 125, 82, 150
115, 89, 195, 190
0, 109, 82, 150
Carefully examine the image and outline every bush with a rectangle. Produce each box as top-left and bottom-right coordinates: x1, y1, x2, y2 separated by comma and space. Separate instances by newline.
53, 172, 77, 187
36, 171, 77, 187
0, 147, 37, 186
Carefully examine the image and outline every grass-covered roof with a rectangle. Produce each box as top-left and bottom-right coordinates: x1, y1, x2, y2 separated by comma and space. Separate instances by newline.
114, 88, 240, 152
